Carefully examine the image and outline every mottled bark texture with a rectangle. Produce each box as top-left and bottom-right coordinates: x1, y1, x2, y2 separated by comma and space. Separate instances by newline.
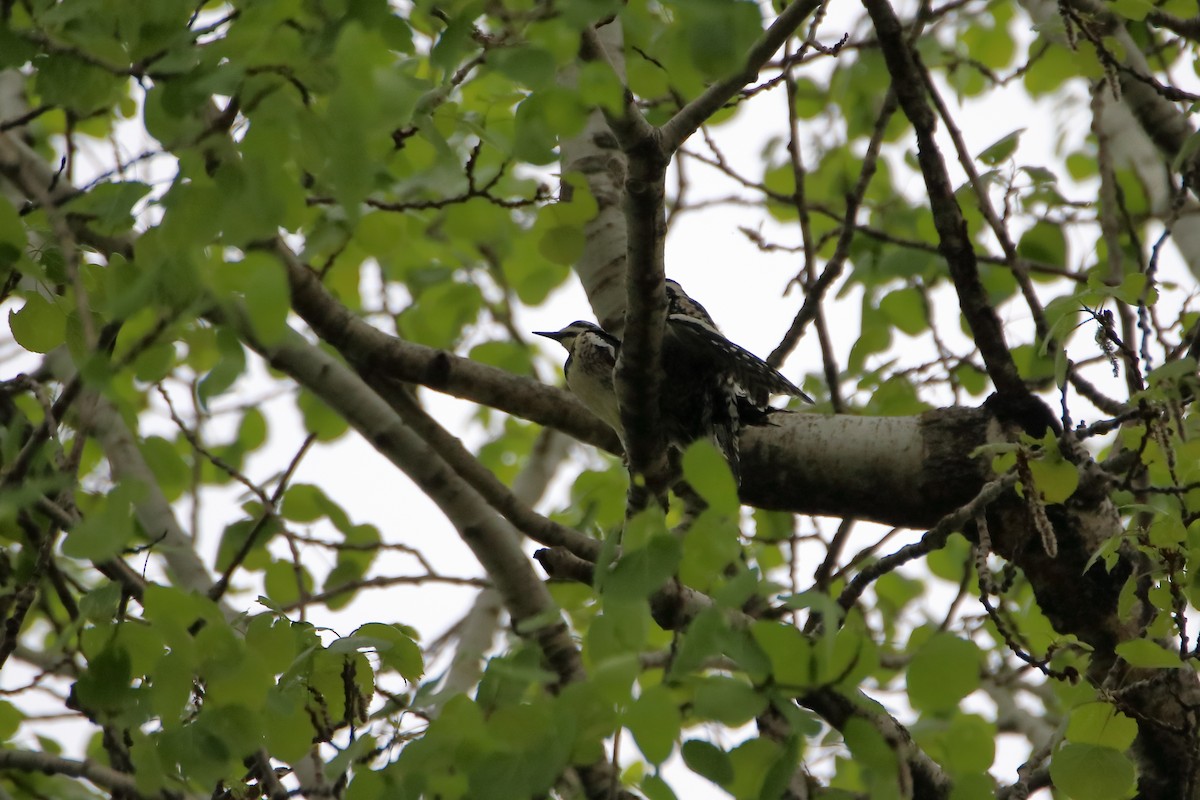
742, 401, 1200, 798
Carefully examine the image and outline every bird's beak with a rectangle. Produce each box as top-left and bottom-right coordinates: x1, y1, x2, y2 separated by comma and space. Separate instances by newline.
533, 330, 564, 342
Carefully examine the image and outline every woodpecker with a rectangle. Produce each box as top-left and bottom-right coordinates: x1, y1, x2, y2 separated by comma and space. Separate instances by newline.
537, 317, 744, 480
665, 278, 720, 332
534, 321, 623, 438
664, 279, 814, 406
538, 281, 814, 484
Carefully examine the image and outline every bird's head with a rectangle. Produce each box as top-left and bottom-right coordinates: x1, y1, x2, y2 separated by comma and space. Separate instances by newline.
533, 321, 607, 352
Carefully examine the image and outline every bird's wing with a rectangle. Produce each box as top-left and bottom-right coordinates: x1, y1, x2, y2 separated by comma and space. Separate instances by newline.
664, 315, 813, 402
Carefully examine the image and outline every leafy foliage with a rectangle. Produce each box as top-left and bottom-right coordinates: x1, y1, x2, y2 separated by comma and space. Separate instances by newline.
1, 0, 1199, 798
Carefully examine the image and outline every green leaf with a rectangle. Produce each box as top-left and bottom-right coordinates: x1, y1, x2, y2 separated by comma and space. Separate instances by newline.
751, 621, 814, 689
906, 633, 982, 714
0, 196, 27, 270
725, 737, 783, 799
977, 129, 1024, 165
143, 583, 221, 632
639, 774, 679, 800
75, 644, 134, 717
879, 287, 928, 336
1146, 357, 1198, 388
680, 0, 763, 81
538, 224, 585, 265
115, 622, 166, 675
949, 772, 996, 800
9, 294, 67, 354
875, 247, 938, 280
667, 608, 726, 678
625, 684, 680, 764
1049, 743, 1136, 800
215, 517, 276, 573
1066, 703, 1138, 750
824, 612, 879, 687
344, 623, 424, 681
681, 739, 733, 787
237, 408, 269, 452
1018, 221, 1067, 267
513, 88, 586, 165
938, 714, 996, 774
604, 534, 681, 599
430, 14, 475, 77
397, 281, 483, 349
195, 703, 265, 762
926, 532, 971, 582
1027, 453, 1079, 504
1147, 514, 1185, 548
477, 647, 557, 712
79, 583, 122, 622
281, 484, 328, 523
1023, 42, 1077, 96
197, 328, 246, 408
0, 699, 23, 741
64, 482, 143, 561
690, 676, 766, 727
1022, 165, 1057, 185
1115, 638, 1182, 668
843, 716, 899, 774
70, 181, 152, 236
264, 684, 316, 763
679, 510, 742, 592
1108, 0, 1153, 19
490, 45, 556, 90
296, 388, 351, 442
237, 253, 290, 345
140, 436, 190, 503
681, 440, 739, 514
263, 559, 313, 606
245, 615, 299, 675
35, 52, 126, 115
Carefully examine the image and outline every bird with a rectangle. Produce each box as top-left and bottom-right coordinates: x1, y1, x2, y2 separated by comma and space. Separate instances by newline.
537, 281, 810, 485
664, 279, 814, 405
533, 321, 623, 437
665, 278, 721, 332
536, 317, 741, 478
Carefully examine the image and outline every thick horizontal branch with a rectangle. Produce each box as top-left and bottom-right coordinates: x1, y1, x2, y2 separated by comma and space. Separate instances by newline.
282, 264, 1003, 532
279, 246, 620, 454
0, 748, 179, 800
739, 406, 995, 527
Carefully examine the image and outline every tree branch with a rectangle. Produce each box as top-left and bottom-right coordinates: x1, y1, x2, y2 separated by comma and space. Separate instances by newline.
278, 244, 620, 455
0, 748, 184, 800
579, 24, 672, 494
860, 0, 1027, 398
230, 315, 585, 676
659, 0, 825, 153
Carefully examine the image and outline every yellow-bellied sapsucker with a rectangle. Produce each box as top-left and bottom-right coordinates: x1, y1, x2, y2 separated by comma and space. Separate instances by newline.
665, 279, 813, 406
662, 280, 811, 481
537, 280, 811, 485
534, 321, 623, 436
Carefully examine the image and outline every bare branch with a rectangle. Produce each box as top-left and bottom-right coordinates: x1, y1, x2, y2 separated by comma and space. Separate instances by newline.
0, 748, 184, 800
860, 0, 1027, 397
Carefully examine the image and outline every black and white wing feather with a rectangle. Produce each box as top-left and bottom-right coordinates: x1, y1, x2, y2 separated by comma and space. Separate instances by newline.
665, 314, 813, 403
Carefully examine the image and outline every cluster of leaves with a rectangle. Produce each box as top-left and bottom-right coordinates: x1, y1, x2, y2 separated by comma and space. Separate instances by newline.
2, 0, 1200, 798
